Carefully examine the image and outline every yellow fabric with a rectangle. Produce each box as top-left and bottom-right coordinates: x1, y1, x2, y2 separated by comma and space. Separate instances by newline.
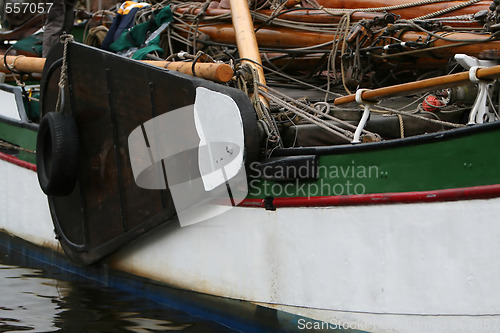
117, 1, 150, 15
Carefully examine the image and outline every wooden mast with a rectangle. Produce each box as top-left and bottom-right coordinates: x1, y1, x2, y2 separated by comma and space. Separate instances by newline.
229, 0, 267, 92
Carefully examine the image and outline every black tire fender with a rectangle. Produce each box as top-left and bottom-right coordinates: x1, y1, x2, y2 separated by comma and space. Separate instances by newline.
36, 112, 79, 196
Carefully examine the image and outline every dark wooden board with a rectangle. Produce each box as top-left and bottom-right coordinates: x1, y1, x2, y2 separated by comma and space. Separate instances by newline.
41, 42, 258, 265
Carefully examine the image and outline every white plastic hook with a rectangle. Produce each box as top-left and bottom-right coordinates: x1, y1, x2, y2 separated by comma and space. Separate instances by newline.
467, 66, 492, 125
352, 88, 372, 144
454, 54, 497, 125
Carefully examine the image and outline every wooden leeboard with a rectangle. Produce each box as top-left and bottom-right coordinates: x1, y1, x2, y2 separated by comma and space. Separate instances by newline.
43, 42, 258, 265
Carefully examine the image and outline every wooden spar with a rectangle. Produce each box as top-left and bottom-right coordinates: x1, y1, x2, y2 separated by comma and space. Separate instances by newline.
229, 0, 267, 90
0, 56, 46, 73
142, 61, 233, 82
173, 1, 488, 23
178, 25, 500, 58
0, 55, 233, 83
173, 7, 381, 24
397, 31, 500, 59
334, 65, 500, 105
195, 24, 334, 49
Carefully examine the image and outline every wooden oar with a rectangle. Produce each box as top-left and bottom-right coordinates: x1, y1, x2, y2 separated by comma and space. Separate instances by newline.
0, 55, 234, 83
334, 64, 500, 105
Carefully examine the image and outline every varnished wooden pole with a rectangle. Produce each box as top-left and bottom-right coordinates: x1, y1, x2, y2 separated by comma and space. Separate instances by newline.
0, 55, 233, 83
229, 0, 267, 89
0, 56, 46, 73
143, 61, 234, 82
334, 64, 500, 105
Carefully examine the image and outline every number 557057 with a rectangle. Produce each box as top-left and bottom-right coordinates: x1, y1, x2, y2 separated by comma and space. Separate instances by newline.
5, 2, 53, 14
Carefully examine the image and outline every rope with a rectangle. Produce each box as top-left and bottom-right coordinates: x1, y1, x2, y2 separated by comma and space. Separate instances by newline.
84, 25, 109, 47
391, 21, 500, 43
340, 14, 352, 95
2, 47, 34, 118
326, 13, 352, 95
258, 83, 386, 143
10, 70, 26, 88
410, 0, 483, 21
371, 40, 492, 59
167, 0, 476, 142
261, 89, 354, 141
2, 49, 27, 89
376, 104, 465, 128
261, 83, 365, 133
322, 0, 468, 15
192, 0, 213, 53
82, 9, 116, 42
55, 34, 75, 113
247, 65, 282, 145
2, 46, 23, 76
0, 140, 35, 154
321, 0, 488, 93
397, 114, 405, 138
244, 57, 344, 98
5, 55, 26, 76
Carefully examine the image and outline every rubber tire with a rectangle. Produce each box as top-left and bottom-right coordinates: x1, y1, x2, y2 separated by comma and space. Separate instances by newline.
36, 112, 79, 196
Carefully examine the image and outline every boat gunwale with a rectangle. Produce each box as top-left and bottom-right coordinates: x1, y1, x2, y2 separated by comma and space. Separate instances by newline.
0, 151, 36, 171
240, 183, 500, 208
0, 83, 38, 131
270, 119, 500, 157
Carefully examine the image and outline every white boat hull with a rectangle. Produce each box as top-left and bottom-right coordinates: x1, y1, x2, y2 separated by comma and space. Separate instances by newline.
2, 154, 500, 332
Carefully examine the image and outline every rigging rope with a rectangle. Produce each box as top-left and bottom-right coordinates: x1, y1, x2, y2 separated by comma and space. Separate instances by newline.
0, 140, 35, 154
260, 89, 354, 141
322, 0, 476, 15
375, 104, 466, 128
410, 0, 483, 21
165, 0, 479, 147
55, 34, 75, 114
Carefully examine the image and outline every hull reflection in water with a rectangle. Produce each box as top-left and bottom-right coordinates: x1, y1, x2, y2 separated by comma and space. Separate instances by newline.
0, 246, 237, 332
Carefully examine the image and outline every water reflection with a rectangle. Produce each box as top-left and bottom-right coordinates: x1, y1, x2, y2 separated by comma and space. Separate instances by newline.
0, 256, 235, 332
0, 236, 342, 333
1, 264, 61, 332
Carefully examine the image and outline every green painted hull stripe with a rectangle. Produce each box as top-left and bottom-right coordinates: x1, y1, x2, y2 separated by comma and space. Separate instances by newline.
0, 121, 37, 164
247, 125, 500, 198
